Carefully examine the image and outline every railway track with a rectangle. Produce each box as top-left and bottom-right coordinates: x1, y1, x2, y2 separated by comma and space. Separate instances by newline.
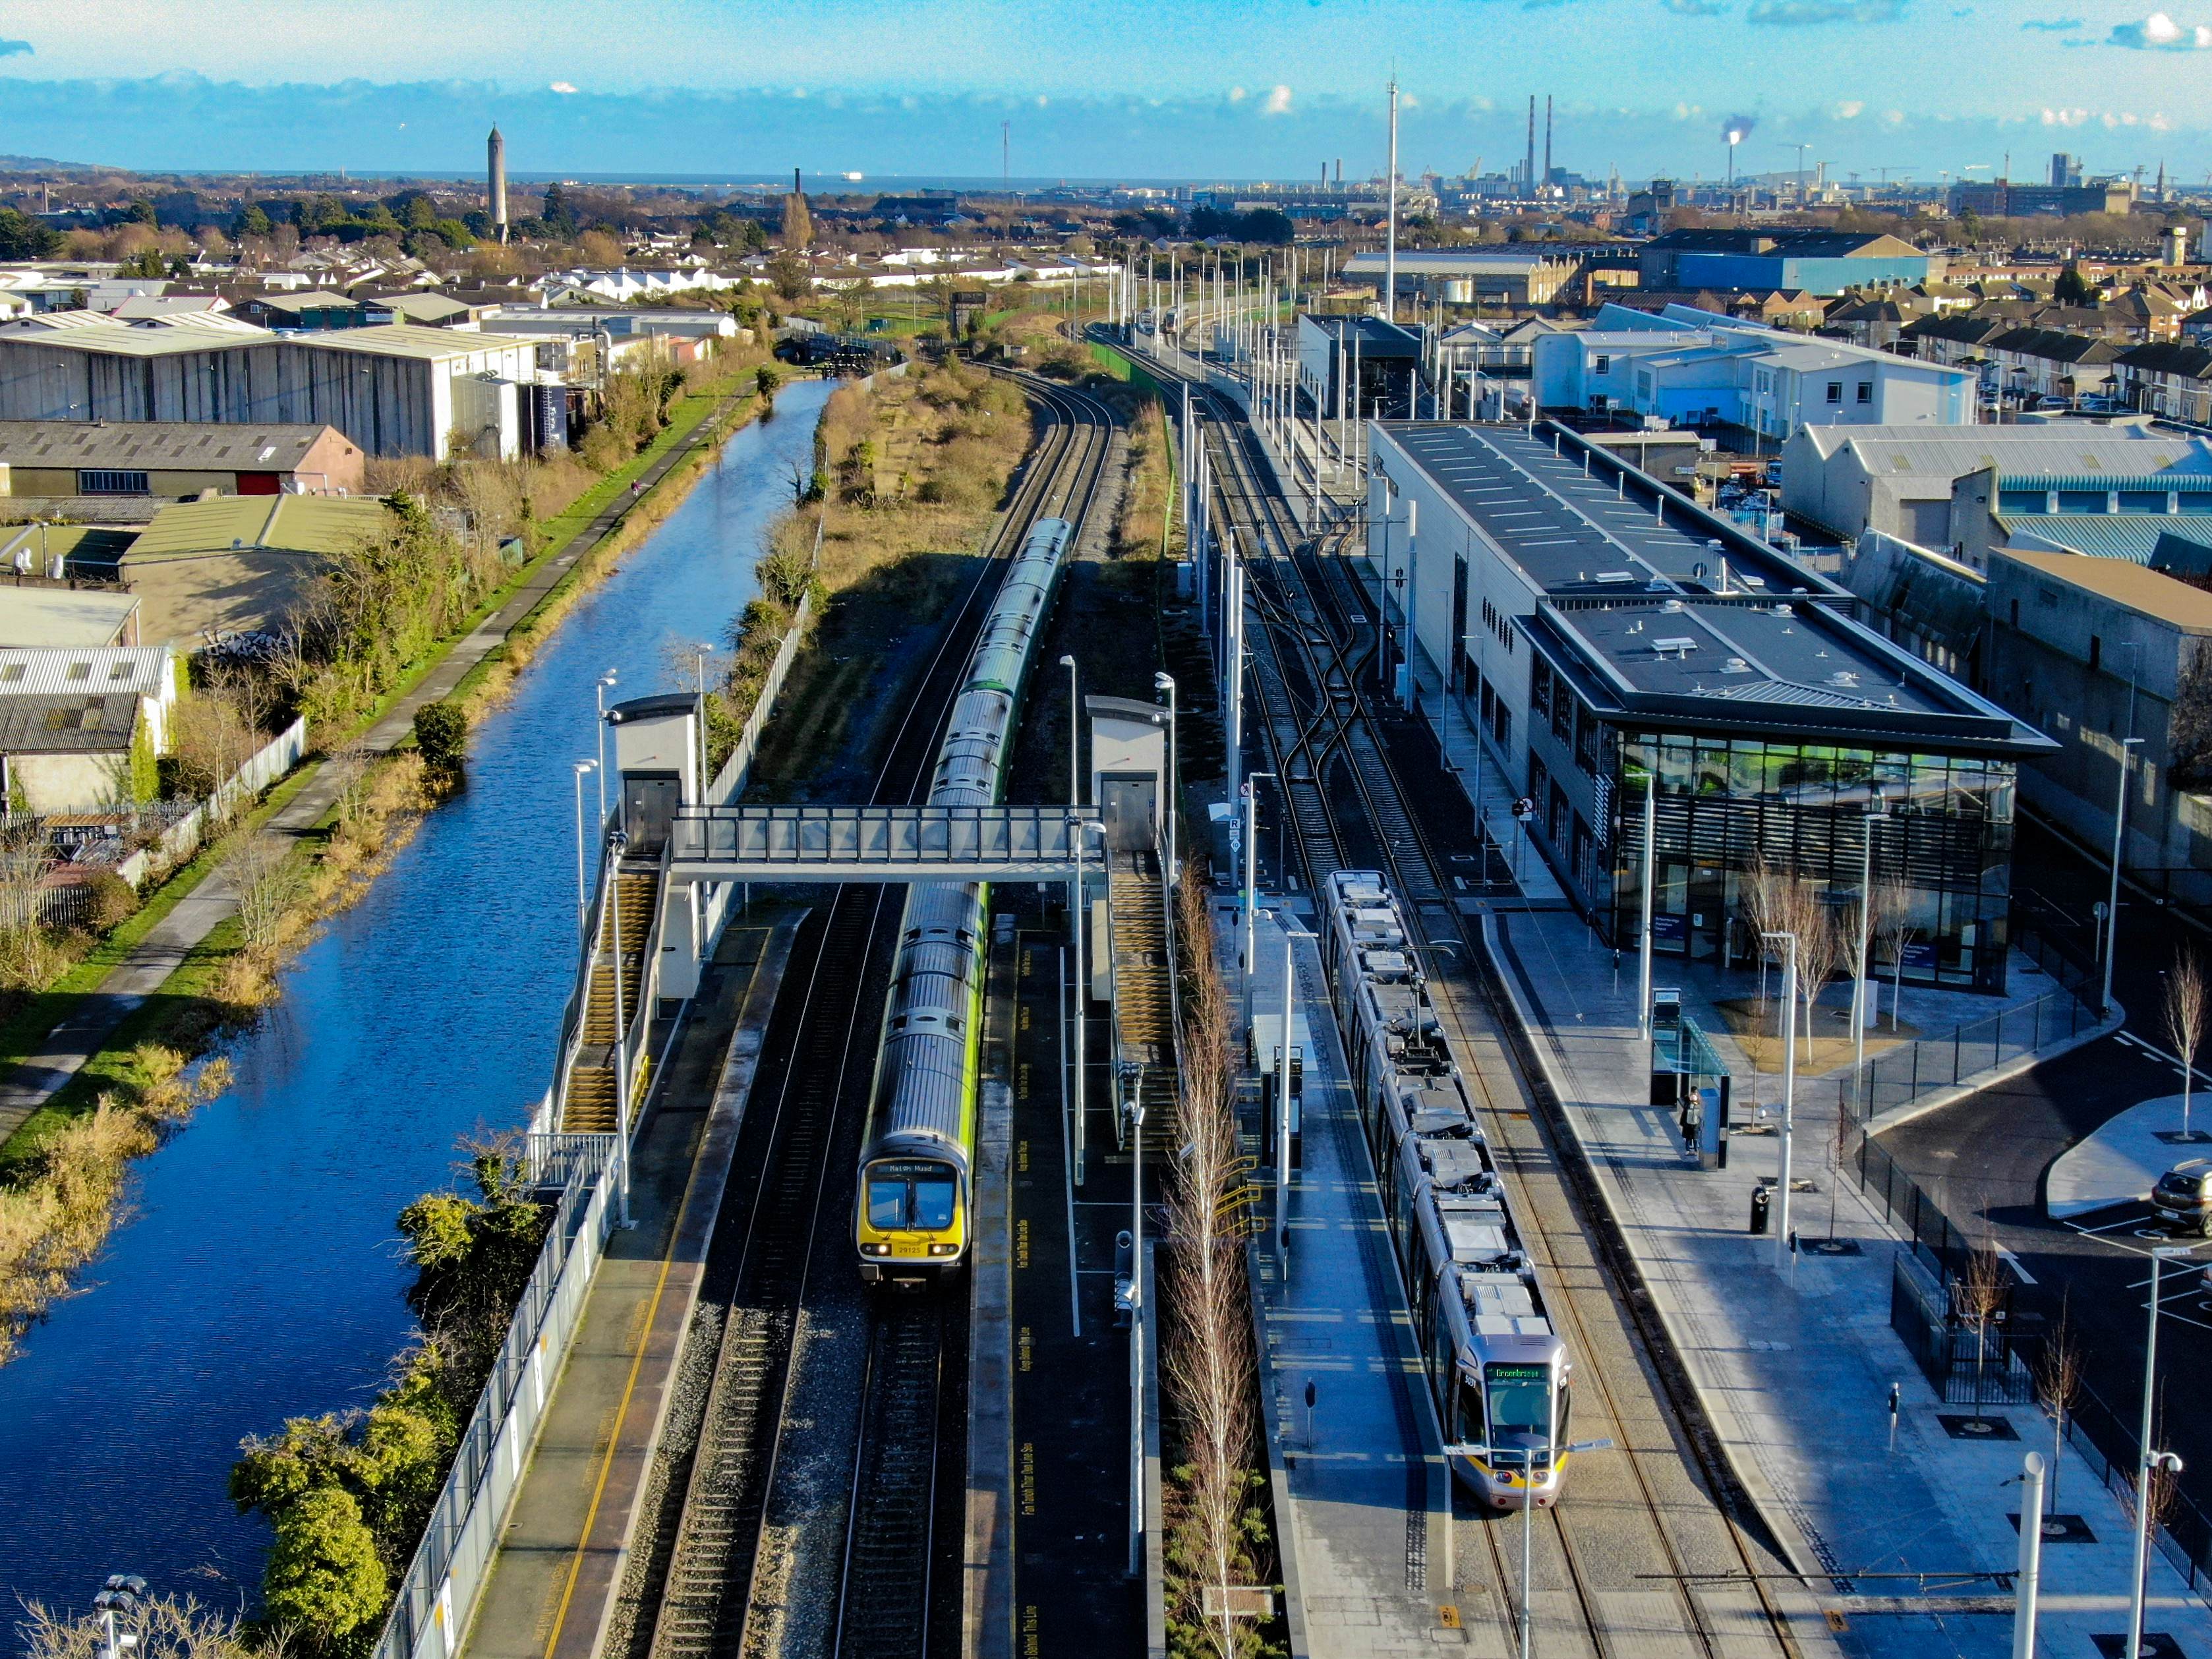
633, 369, 1117, 1659
1179, 372, 1815, 1658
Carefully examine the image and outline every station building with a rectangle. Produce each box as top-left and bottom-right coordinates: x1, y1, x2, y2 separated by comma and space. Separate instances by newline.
1366, 421, 2056, 992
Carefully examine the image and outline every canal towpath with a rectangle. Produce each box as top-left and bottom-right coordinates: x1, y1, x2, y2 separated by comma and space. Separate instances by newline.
0, 384, 764, 1145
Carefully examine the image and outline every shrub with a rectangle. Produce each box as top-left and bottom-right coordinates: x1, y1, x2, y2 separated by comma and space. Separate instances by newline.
755, 364, 781, 401
411, 701, 468, 771
83, 871, 140, 933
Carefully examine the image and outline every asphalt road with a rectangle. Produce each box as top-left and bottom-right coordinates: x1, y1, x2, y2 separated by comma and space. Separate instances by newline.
1878, 814, 2212, 1553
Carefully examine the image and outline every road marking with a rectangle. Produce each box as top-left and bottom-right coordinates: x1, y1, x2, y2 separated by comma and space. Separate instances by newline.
2070, 1216, 2143, 1235
1997, 1248, 2037, 1286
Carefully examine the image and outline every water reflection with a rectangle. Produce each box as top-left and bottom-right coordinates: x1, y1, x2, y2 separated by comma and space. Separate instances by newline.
0, 381, 829, 1633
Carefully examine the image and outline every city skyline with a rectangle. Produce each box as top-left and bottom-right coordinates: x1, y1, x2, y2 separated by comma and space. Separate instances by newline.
13, 0, 2212, 183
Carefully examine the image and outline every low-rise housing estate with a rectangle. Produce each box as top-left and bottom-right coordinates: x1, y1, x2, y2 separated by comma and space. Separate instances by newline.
0, 421, 364, 501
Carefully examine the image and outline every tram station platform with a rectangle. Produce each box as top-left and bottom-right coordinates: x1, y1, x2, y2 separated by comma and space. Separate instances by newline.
1485, 905, 2212, 1658
1231, 899, 1465, 1657
455, 914, 800, 1659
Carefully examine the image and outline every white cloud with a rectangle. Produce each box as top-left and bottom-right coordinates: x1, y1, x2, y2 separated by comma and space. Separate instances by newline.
1262, 84, 1293, 115
1835, 98, 1865, 117
2039, 105, 2090, 124
1227, 85, 1247, 102
548, 80, 577, 94
1879, 107, 1905, 125
2108, 10, 2212, 46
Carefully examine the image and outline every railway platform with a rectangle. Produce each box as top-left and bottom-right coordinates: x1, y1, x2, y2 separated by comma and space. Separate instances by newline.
1234, 898, 1464, 1657
1486, 903, 2212, 1658
454, 914, 800, 1659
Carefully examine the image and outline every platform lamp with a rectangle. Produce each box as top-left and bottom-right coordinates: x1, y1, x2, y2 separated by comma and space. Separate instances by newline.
595, 668, 620, 825
93, 1575, 145, 1659
572, 759, 597, 935
1760, 927, 1800, 1273
1439, 1439, 1611, 1659
2127, 1246, 2192, 1659
1153, 672, 1178, 887
1061, 655, 1080, 809
2105, 736, 2145, 1017
1070, 817, 1105, 1186
1851, 788, 1890, 1096
608, 825, 633, 1227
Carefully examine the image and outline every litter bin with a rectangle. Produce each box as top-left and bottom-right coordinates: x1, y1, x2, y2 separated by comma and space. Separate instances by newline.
1749, 1184, 1771, 1236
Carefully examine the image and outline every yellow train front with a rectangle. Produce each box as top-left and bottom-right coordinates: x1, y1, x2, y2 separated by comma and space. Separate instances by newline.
854, 515, 1070, 1287
854, 886, 987, 1287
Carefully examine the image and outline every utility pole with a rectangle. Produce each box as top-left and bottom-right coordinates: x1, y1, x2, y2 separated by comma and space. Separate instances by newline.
1002, 120, 1010, 193
1385, 77, 1400, 324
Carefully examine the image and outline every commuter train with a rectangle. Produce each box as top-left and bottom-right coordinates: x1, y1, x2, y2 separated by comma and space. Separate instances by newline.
855, 515, 1074, 1286
1319, 871, 1575, 1509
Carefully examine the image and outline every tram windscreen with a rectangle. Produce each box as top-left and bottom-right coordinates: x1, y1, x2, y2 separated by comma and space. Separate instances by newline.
913, 1179, 956, 1230
1484, 1362, 1553, 1447
867, 1180, 909, 1230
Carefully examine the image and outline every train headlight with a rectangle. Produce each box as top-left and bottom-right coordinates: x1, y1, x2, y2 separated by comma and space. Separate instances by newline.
928, 1243, 958, 1256
862, 1242, 890, 1256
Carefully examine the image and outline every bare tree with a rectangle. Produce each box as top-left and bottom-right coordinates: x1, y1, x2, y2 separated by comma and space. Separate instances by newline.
2165, 945, 2207, 1138
1790, 886, 1844, 1064
1164, 868, 1261, 1659
230, 832, 303, 953
1739, 858, 1794, 1016
1955, 1237, 2009, 1403
0, 825, 57, 989
2037, 1296, 2083, 1513
16, 1593, 270, 1659
1873, 879, 1921, 1032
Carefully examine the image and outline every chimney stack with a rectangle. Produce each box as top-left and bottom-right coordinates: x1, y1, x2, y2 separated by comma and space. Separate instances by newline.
487, 125, 508, 245
1543, 96, 1553, 192
1524, 96, 1536, 192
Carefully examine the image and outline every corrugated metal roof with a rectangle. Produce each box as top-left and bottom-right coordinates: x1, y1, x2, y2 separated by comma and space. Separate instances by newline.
127, 494, 391, 561
0, 420, 343, 471
0, 644, 172, 698
1840, 432, 2212, 477
1996, 512, 2212, 562
1998, 472, 2212, 493
288, 323, 545, 362
0, 693, 136, 754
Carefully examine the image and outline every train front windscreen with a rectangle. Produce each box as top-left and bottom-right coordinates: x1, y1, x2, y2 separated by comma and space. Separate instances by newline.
865, 1160, 958, 1233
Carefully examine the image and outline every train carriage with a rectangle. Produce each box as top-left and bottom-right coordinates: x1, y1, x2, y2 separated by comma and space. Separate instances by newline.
1320, 870, 1575, 1509
856, 516, 1072, 1286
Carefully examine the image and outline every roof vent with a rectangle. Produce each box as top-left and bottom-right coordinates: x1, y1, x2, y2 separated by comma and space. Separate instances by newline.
1772, 603, 1793, 617
1595, 571, 1634, 585
1828, 670, 1861, 688
1653, 636, 1699, 656
1662, 598, 1684, 612
1722, 656, 1752, 674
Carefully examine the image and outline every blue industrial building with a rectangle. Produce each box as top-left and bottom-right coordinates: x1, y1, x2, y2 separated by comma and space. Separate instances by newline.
1637, 229, 1931, 298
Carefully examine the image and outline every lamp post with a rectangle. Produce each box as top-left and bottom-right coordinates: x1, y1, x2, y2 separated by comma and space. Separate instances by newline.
1153, 671, 1178, 886
1277, 924, 1318, 1285
572, 759, 597, 935
1244, 772, 1277, 990
1072, 817, 1105, 1186
1440, 1440, 1612, 1659
92, 1575, 144, 1659
1852, 796, 1890, 1094
1061, 655, 1080, 809
2014, 1451, 2046, 1659
1638, 771, 1656, 1039
2105, 736, 2145, 1016
1128, 1090, 1148, 1577
1761, 928, 1800, 1271
608, 825, 633, 1226
692, 642, 714, 798
595, 668, 620, 825
2127, 1246, 2192, 1658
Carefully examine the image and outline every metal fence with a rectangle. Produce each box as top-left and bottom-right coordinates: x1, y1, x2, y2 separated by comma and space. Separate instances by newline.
371, 1131, 618, 1659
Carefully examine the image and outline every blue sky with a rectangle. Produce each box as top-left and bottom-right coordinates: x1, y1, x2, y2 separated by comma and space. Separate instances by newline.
12, 0, 2212, 182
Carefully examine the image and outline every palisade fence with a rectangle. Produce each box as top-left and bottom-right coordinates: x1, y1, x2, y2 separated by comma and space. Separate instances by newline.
706, 587, 813, 807
1837, 920, 2212, 1596
371, 1130, 619, 1659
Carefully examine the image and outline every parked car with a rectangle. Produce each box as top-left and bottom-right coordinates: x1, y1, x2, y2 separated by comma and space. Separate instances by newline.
2152, 1159, 2212, 1235
2035, 395, 2074, 412
2078, 395, 2122, 415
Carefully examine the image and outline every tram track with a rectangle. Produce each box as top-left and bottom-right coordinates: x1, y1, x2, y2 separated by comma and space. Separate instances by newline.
630, 370, 1117, 1659
1179, 370, 1811, 1658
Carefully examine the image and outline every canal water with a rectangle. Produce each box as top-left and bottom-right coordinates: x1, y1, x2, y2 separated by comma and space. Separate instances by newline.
0, 381, 829, 1634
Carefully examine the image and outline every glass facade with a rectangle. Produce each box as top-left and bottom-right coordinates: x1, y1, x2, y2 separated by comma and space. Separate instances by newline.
1606, 734, 2018, 992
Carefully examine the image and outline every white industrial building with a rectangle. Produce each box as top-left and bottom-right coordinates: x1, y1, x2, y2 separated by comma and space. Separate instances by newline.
1779, 422, 2212, 548
0, 314, 563, 461
1532, 303, 1975, 442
